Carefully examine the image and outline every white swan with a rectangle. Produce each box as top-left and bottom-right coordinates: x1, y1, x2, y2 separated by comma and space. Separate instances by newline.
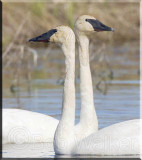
53, 15, 140, 155
3, 23, 97, 144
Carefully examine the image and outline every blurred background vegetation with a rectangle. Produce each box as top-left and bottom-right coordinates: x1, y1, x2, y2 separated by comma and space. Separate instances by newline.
3, 2, 140, 98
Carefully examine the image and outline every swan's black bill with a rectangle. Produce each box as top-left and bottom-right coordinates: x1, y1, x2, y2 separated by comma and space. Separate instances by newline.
86, 19, 114, 32
29, 29, 57, 43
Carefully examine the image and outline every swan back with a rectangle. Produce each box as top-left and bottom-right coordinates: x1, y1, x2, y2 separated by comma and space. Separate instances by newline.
3, 109, 58, 144
72, 119, 140, 155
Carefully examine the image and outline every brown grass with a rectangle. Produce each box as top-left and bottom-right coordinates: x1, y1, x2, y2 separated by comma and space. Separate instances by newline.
2, 2, 140, 96
3, 2, 140, 50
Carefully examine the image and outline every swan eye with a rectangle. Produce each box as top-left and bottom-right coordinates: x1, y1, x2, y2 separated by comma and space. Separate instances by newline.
85, 19, 88, 22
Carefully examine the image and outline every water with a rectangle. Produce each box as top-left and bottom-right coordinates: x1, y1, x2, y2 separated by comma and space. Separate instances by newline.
2, 80, 139, 158
2, 44, 140, 158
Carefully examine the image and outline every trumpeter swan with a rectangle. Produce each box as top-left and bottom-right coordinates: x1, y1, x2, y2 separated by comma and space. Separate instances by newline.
3, 24, 96, 144
53, 15, 140, 155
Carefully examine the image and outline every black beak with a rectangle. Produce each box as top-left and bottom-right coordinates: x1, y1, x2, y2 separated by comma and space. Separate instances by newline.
29, 29, 57, 43
86, 19, 114, 32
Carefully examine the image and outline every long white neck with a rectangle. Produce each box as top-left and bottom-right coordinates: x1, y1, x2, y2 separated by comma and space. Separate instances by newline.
77, 32, 98, 132
54, 44, 75, 154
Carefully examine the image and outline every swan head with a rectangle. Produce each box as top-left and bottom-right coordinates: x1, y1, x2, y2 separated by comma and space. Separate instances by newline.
29, 26, 75, 45
75, 15, 114, 35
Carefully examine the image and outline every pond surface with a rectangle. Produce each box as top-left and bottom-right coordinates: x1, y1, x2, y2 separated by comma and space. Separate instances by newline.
2, 44, 140, 158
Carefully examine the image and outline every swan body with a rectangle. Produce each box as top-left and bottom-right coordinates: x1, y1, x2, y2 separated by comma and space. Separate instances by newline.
3, 109, 58, 144
73, 119, 140, 155
53, 16, 140, 155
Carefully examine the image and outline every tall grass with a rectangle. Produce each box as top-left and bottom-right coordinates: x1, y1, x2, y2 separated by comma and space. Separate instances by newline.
2, 2, 140, 97
66, 2, 75, 29
3, 2, 139, 49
